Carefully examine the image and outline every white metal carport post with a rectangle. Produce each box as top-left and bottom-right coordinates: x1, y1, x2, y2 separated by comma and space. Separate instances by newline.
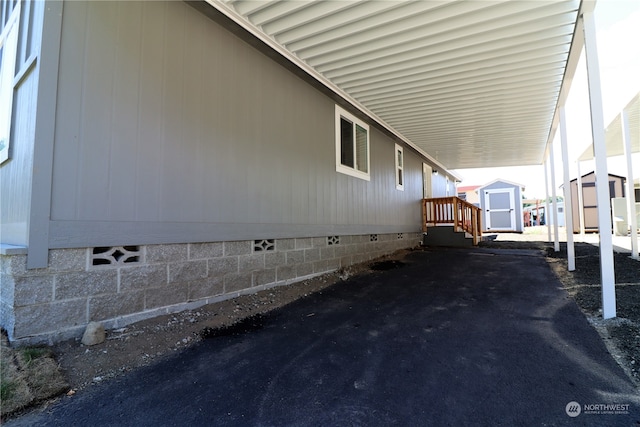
544, 162, 551, 241
576, 161, 586, 234
622, 108, 639, 259
559, 107, 576, 271
583, 8, 616, 318
549, 143, 560, 252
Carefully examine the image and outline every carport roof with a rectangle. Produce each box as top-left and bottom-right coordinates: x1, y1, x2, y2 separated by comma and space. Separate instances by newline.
578, 92, 640, 161
204, 0, 589, 171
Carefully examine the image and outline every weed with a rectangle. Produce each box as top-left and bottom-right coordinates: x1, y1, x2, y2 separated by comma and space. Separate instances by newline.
0, 378, 17, 401
20, 348, 49, 366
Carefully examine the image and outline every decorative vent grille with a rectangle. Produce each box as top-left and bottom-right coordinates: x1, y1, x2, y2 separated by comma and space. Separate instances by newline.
327, 236, 340, 246
397, 233, 404, 240
254, 239, 275, 252
92, 246, 141, 266
370, 234, 378, 242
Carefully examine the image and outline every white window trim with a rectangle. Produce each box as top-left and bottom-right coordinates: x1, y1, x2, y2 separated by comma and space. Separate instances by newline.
335, 105, 370, 181
395, 143, 404, 191
0, 3, 20, 165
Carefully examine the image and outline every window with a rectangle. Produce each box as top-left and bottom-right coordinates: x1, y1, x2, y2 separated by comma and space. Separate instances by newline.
335, 105, 370, 180
0, 3, 19, 165
395, 144, 404, 190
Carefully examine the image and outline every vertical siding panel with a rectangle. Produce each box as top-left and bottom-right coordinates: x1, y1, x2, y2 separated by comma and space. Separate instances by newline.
306, 99, 319, 226
336, 176, 345, 225
262, 59, 285, 224
78, 1, 116, 220
370, 144, 377, 226
229, 46, 253, 223
51, 1, 87, 220
193, 13, 209, 223
158, 3, 186, 221
376, 135, 386, 224
354, 180, 361, 226
216, 30, 234, 222
108, 2, 141, 221
181, 7, 205, 222
289, 79, 305, 225
204, 25, 230, 223
254, 61, 271, 224
298, 93, 310, 224
135, 1, 164, 222
246, 124, 262, 224
316, 166, 326, 226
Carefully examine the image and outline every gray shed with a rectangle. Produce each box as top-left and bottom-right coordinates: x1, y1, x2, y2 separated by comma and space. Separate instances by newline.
478, 179, 525, 233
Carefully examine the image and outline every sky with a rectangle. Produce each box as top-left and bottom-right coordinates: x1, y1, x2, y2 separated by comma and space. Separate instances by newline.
454, 0, 640, 200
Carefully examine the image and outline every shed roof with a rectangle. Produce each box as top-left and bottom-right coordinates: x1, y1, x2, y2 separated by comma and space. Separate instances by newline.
478, 178, 526, 190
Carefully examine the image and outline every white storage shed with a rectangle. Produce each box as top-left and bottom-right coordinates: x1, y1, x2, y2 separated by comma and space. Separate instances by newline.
478, 179, 525, 233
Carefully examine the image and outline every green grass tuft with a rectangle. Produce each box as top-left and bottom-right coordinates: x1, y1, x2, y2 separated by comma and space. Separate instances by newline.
0, 378, 17, 401
20, 347, 49, 366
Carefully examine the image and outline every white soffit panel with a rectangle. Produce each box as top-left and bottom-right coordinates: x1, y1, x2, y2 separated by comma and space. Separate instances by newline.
218, 0, 582, 170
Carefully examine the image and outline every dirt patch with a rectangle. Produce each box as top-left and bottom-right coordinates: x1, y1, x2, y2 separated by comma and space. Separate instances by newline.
369, 260, 405, 271
0, 335, 68, 417
200, 313, 269, 339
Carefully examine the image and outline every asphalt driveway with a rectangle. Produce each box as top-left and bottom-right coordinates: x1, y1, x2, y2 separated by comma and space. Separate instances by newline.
11, 247, 640, 426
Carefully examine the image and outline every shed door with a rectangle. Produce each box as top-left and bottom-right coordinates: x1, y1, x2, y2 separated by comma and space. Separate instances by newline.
484, 188, 516, 231
582, 181, 616, 230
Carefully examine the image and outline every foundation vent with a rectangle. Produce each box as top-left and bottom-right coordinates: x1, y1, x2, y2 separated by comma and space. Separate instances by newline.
397, 233, 404, 240
91, 246, 141, 266
254, 239, 275, 252
327, 236, 340, 246
370, 234, 378, 242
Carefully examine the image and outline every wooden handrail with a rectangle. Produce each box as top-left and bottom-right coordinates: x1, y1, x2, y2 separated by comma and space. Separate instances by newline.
422, 196, 482, 245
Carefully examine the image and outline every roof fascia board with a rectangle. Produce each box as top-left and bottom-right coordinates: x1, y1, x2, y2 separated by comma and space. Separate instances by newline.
199, 0, 461, 181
